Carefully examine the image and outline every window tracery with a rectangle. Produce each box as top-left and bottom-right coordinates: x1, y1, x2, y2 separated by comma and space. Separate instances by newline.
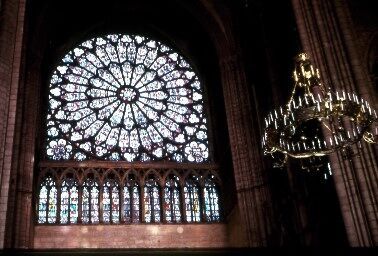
37, 168, 221, 224
38, 33, 221, 225
45, 34, 209, 163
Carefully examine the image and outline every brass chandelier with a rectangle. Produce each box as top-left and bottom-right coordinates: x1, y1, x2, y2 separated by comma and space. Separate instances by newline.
262, 53, 377, 165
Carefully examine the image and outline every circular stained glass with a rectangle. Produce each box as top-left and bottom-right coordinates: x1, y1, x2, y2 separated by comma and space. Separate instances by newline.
46, 34, 209, 162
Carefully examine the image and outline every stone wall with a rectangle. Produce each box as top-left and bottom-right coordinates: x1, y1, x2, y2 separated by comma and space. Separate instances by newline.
34, 224, 228, 249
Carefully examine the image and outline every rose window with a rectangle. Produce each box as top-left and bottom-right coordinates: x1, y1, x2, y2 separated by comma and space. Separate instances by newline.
46, 34, 209, 162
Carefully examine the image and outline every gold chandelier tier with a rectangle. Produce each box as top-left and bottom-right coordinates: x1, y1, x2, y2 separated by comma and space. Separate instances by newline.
262, 53, 377, 164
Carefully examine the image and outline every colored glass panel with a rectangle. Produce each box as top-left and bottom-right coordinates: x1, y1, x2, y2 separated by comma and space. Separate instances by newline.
82, 179, 99, 223
144, 179, 160, 223
164, 176, 181, 222
204, 177, 220, 222
46, 34, 209, 163
184, 178, 200, 222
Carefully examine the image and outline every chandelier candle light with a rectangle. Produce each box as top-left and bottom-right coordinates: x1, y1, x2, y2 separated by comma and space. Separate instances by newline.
262, 53, 377, 165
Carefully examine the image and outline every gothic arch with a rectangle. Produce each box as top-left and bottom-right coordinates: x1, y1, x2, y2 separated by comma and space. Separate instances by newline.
5, 0, 271, 248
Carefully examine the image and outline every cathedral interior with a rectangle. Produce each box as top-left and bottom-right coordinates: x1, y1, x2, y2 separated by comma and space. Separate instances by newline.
0, 0, 377, 254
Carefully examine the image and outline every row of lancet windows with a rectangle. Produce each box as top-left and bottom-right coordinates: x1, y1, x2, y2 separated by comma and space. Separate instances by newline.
37, 174, 220, 224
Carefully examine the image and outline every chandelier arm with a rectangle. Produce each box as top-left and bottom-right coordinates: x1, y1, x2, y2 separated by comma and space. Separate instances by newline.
286, 81, 299, 110
320, 120, 333, 133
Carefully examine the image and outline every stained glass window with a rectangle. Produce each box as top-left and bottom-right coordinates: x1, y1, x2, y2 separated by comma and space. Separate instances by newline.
45, 33, 209, 163
38, 33, 222, 226
184, 176, 201, 222
144, 177, 161, 223
82, 178, 99, 223
48, 185, 58, 223
103, 178, 120, 223
38, 176, 57, 223
164, 175, 181, 223
124, 176, 140, 223
60, 178, 79, 224
204, 176, 220, 222
36, 169, 221, 224
38, 185, 48, 223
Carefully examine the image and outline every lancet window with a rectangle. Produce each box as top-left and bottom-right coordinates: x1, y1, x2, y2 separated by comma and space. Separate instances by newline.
164, 174, 181, 223
37, 169, 221, 224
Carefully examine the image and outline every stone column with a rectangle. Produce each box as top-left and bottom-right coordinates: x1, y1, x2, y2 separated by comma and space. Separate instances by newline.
0, 0, 26, 248
291, 0, 378, 246
4, 45, 43, 248
219, 51, 273, 246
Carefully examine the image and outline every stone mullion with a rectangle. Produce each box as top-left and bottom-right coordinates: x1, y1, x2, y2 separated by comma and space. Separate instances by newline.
291, 0, 378, 245
45, 188, 50, 223
171, 186, 177, 222
159, 185, 164, 223
67, 186, 72, 223
56, 185, 61, 224
198, 183, 205, 222
77, 184, 83, 224
132, 186, 138, 223
219, 53, 271, 246
109, 185, 113, 223
119, 185, 125, 223
140, 182, 145, 223
98, 184, 103, 224
136, 185, 141, 223
180, 184, 186, 223
164, 186, 170, 222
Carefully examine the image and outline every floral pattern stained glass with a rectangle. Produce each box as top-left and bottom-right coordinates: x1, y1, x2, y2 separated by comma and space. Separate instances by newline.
46, 34, 209, 163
